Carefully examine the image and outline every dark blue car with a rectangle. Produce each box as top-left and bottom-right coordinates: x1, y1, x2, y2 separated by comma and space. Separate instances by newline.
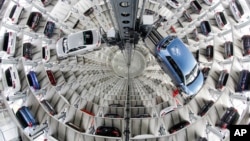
44, 21, 55, 38
156, 36, 204, 95
16, 106, 38, 128
200, 21, 211, 36
29, 71, 40, 90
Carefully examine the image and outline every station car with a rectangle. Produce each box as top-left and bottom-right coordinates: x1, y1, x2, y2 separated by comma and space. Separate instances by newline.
56, 29, 101, 58
156, 36, 204, 95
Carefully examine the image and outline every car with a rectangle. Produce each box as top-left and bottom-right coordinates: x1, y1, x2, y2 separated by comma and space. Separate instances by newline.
132, 113, 151, 118
236, 70, 250, 92
40, 0, 52, 6
133, 134, 155, 139
26, 12, 42, 31
216, 107, 239, 129
109, 104, 123, 107
41, 100, 56, 115
2, 66, 21, 93
183, 10, 192, 22
160, 105, 177, 117
166, 0, 180, 9
200, 21, 211, 36
215, 12, 227, 29
156, 36, 204, 95
95, 126, 121, 137
224, 41, 233, 58
9, 4, 24, 24
104, 113, 122, 118
43, 21, 55, 38
168, 120, 190, 133
229, 0, 244, 22
65, 122, 85, 132
190, 0, 202, 14
46, 70, 56, 86
241, 35, 250, 56
193, 28, 199, 41
206, 45, 213, 61
2, 32, 17, 56
216, 70, 229, 90
16, 106, 38, 128
56, 29, 101, 58
202, 67, 210, 80
80, 109, 95, 116
42, 46, 50, 62
22, 42, 33, 60
84, 7, 94, 16
197, 100, 214, 116
203, 0, 212, 5
28, 71, 40, 90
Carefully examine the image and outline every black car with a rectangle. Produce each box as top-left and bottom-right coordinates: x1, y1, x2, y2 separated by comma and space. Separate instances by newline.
65, 122, 85, 132
44, 21, 55, 38
224, 41, 233, 59
132, 113, 151, 118
216, 70, 229, 90
200, 21, 211, 36
27, 12, 42, 31
104, 113, 122, 118
183, 10, 192, 22
169, 120, 190, 133
22, 43, 33, 60
95, 126, 121, 137
84, 7, 94, 16
198, 100, 214, 116
196, 137, 208, 141
206, 45, 213, 61
216, 107, 239, 129
241, 35, 250, 56
190, 0, 202, 14
109, 104, 123, 107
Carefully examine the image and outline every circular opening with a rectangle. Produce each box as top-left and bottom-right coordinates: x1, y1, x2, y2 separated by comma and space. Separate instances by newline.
121, 12, 130, 17
122, 20, 130, 24
120, 2, 130, 7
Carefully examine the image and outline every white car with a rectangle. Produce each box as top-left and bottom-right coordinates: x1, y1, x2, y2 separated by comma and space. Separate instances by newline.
2, 66, 21, 93
56, 29, 101, 58
215, 12, 228, 29
166, 0, 180, 8
9, 4, 24, 24
160, 105, 177, 117
2, 32, 17, 56
229, 0, 244, 22
203, 0, 212, 5
42, 46, 50, 62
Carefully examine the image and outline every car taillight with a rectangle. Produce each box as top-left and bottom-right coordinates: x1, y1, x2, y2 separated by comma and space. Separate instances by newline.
28, 122, 32, 127
222, 123, 227, 129
12, 81, 15, 88
112, 131, 119, 136
96, 129, 101, 133
11, 18, 14, 21
7, 47, 10, 54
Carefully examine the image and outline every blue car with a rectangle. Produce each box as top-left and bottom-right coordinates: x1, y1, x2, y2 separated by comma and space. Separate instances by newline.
156, 36, 204, 95
29, 71, 40, 90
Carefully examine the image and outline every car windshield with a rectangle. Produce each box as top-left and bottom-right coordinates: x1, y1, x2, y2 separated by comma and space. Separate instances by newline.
220, 12, 227, 24
235, 0, 244, 15
5, 69, 12, 87
83, 31, 93, 45
62, 38, 68, 53
3, 33, 9, 51
185, 64, 199, 85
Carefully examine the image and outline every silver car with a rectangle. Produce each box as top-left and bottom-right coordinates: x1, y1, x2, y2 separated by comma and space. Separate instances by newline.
56, 29, 101, 58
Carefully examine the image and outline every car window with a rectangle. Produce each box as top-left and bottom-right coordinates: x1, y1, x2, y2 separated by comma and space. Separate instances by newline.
83, 31, 93, 45
42, 47, 46, 58
166, 56, 184, 82
68, 48, 78, 53
62, 38, 68, 53
235, 0, 244, 15
161, 36, 175, 49
186, 64, 199, 85
220, 12, 227, 25
78, 46, 86, 49
2, 33, 9, 51
5, 69, 12, 87
9, 5, 17, 18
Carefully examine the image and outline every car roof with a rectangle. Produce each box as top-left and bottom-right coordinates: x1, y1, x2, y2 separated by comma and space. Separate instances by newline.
162, 38, 197, 75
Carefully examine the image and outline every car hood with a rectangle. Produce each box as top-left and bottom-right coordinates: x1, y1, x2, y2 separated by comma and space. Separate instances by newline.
56, 37, 67, 57
185, 70, 204, 95
67, 32, 84, 49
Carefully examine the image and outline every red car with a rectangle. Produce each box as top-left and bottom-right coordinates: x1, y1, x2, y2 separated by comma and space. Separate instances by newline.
46, 70, 56, 86
95, 126, 121, 137
80, 109, 95, 116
